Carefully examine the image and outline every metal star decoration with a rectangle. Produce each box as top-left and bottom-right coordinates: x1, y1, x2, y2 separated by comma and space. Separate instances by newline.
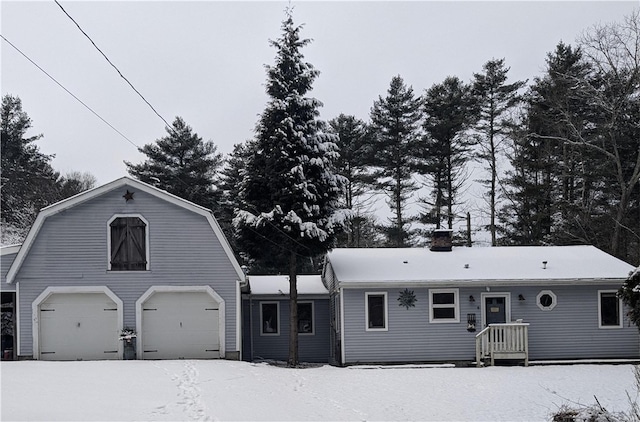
123, 190, 135, 202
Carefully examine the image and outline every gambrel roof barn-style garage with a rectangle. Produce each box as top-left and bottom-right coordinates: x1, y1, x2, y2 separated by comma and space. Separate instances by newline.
5, 177, 245, 361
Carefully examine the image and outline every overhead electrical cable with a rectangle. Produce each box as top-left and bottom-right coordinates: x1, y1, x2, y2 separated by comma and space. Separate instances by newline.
0, 34, 139, 150
54, 0, 175, 134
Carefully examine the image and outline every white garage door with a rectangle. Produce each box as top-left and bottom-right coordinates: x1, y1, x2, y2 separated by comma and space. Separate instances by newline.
141, 291, 220, 359
39, 293, 120, 361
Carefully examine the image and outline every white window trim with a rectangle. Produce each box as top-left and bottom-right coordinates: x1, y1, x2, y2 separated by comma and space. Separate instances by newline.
598, 290, 623, 329
260, 301, 280, 336
429, 288, 460, 323
106, 214, 150, 271
536, 290, 557, 311
298, 301, 315, 336
365, 292, 388, 332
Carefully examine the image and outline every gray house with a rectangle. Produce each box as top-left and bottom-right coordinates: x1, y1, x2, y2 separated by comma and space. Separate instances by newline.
323, 232, 637, 366
4, 176, 245, 361
242, 275, 330, 363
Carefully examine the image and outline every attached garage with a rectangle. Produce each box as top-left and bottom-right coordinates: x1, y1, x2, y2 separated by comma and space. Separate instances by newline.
137, 286, 225, 360
33, 287, 123, 361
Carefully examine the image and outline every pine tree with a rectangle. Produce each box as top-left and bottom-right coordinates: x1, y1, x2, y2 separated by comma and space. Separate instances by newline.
234, 10, 347, 366
472, 59, 526, 246
369, 75, 422, 247
328, 114, 377, 247
125, 116, 224, 213
1, 95, 61, 244
420, 76, 475, 230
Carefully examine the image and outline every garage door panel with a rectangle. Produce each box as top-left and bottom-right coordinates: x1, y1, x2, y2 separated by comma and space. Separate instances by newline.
141, 291, 221, 359
39, 293, 119, 361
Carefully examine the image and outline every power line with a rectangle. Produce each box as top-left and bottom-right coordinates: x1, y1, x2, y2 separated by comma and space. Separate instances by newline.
54, 0, 174, 133
0, 34, 139, 150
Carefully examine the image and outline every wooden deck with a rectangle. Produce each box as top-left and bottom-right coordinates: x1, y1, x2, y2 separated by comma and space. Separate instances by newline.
476, 322, 529, 367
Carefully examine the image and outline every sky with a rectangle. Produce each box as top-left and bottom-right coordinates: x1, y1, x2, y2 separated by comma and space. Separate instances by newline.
2, 1, 637, 186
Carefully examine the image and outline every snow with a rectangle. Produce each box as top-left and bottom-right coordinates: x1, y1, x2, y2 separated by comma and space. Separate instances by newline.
249, 275, 328, 295
328, 245, 635, 284
1, 360, 636, 421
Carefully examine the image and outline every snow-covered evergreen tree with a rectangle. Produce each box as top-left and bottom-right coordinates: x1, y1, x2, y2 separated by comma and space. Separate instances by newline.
125, 116, 224, 213
234, 10, 347, 366
369, 75, 422, 247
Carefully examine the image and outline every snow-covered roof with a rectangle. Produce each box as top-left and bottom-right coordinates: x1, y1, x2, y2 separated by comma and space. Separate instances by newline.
327, 245, 634, 285
248, 275, 328, 295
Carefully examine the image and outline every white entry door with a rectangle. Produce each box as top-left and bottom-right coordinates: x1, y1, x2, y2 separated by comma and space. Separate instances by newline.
141, 291, 220, 359
39, 293, 120, 360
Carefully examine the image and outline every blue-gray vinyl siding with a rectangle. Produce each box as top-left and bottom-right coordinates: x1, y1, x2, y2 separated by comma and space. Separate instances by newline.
1, 252, 17, 291
341, 284, 638, 364
13, 184, 240, 357
242, 297, 330, 363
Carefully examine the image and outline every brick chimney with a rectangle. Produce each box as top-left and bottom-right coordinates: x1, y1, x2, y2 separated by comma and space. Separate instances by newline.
430, 229, 453, 252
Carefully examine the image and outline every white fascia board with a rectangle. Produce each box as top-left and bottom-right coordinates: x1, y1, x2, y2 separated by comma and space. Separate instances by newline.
337, 278, 629, 289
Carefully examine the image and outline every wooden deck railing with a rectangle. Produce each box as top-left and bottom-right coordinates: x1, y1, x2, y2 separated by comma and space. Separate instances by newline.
475, 322, 529, 367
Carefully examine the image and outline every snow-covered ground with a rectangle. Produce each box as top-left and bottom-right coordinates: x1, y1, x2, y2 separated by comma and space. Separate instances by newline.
0, 360, 635, 421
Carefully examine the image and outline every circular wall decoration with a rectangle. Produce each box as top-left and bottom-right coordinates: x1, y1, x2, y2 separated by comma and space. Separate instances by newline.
397, 288, 417, 309
536, 290, 557, 311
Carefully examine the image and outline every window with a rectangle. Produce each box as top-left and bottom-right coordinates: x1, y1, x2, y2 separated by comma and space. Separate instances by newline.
598, 290, 623, 329
260, 302, 279, 335
108, 216, 148, 271
365, 292, 387, 331
536, 290, 557, 311
298, 302, 314, 335
429, 289, 459, 323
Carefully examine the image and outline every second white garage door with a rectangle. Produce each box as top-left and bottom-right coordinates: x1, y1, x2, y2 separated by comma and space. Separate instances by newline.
140, 291, 221, 359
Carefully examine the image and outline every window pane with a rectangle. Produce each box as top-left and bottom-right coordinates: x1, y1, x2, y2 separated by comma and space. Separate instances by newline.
433, 307, 456, 319
262, 303, 278, 334
298, 302, 313, 334
368, 295, 385, 329
600, 293, 620, 326
433, 292, 455, 305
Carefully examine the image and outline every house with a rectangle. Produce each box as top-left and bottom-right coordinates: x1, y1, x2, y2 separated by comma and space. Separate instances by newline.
323, 231, 637, 366
242, 275, 330, 363
4, 176, 245, 361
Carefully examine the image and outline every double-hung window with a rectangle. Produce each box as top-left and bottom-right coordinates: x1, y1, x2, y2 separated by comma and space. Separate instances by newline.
108, 215, 148, 271
260, 302, 279, 335
298, 302, 314, 335
429, 289, 459, 323
365, 292, 387, 331
598, 290, 623, 328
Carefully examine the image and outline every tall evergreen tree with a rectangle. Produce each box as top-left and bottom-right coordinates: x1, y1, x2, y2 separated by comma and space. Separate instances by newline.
234, 10, 347, 366
1, 95, 60, 243
369, 75, 422, 247
328, 114, 377, 247
420, 76, 475, 230
472, 59, 526, 246
125, 116, 224, 213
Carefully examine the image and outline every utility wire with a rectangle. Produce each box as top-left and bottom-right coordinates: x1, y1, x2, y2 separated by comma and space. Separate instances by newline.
1, 34, 139, 150
54, 0, 174, 134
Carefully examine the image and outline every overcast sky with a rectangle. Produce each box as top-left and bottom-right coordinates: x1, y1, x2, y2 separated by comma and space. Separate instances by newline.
2, 1, 637, 187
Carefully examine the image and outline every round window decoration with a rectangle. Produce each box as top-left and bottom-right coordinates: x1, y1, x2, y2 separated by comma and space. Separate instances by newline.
536, 290, 557, 310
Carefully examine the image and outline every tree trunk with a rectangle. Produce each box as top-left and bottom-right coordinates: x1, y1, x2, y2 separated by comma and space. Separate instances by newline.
490, 129, 497, 247
287, 251, 298, 367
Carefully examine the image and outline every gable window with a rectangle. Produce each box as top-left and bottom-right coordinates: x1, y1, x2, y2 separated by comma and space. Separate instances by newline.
298, 302, 314, 335
365, 292, 387, 331
260, 302, 279, 335
108, 216, 148, 271
598, 290, 622, 329
429, 289, 459, 323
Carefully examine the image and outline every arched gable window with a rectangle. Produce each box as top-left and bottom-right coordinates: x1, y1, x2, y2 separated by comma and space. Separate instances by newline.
109, 216, 148, 271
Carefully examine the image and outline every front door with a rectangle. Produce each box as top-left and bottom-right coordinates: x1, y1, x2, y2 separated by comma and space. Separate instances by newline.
484, 296, 506, 326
